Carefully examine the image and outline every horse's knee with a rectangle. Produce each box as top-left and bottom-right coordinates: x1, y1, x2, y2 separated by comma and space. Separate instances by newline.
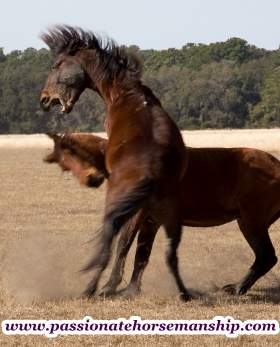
165, 248, 178, 268
165, 235, 180, 268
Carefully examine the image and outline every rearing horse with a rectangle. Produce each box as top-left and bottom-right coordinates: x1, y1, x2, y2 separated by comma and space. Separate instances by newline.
40, 26, 189, 300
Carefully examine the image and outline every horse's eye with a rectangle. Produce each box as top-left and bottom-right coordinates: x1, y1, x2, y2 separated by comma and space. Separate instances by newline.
51, 61, 62, 71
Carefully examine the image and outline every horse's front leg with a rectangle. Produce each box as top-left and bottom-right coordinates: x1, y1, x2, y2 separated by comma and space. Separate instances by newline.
164, 223, 191, 301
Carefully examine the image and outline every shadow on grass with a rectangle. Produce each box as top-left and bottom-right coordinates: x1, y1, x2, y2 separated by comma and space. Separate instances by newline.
249, 284, 280, 304
103, 280, 280, 306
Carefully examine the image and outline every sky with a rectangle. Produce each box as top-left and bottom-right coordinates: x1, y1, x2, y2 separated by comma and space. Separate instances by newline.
1, 0, 280, 53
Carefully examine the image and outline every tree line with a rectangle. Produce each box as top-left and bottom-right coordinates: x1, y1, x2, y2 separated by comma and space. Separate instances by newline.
0, 37, 280, 134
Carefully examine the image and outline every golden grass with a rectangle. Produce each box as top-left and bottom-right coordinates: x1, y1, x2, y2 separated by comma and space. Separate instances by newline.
1, 128, 279, 152
0, 130, 280, 346
181, 128, 280, 152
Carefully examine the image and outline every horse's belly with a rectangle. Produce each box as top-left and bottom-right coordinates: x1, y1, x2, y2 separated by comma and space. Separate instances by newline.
182, 207, 238, 227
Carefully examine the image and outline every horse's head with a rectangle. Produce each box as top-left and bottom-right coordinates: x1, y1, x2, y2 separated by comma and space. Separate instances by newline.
39, 26, 96, 114
44, 132, 107, 188
44, 133, 65, 166
40, 52, 87, 114
40, 25, 143, 113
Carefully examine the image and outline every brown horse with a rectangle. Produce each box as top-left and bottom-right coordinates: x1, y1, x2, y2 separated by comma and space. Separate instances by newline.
46, 132, 280, 298
44, 132, 108, 187
40, 26, 189, 300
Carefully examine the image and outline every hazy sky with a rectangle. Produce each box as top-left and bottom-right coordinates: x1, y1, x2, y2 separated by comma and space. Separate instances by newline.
1, 0, 280, 53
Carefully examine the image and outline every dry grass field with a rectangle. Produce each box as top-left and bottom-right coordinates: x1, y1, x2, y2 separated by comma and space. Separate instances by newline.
0, 129, 280, 346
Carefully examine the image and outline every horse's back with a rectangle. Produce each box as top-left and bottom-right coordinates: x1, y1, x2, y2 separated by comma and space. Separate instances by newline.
234, 148, 280, 221
180, 148, 240, 218
180, 147, 280, 225
236, 147, 280, 180
186, 146, 280, 184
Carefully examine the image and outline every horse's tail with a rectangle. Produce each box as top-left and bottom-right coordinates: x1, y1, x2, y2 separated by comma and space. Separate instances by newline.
81, 178, 153, 273
106, 177, 153, 229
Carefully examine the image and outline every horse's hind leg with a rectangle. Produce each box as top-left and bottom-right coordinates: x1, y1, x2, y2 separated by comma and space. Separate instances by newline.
99, 214, 140, 296
223, 219, 277, 295
82, 219, 117, 297
119, 219, 159, 298
165, 224, 191, 301
82, 178, 153, 297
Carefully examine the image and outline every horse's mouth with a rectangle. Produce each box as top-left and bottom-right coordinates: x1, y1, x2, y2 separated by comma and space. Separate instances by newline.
57, 98, 74, 114
41, 97, 73, 114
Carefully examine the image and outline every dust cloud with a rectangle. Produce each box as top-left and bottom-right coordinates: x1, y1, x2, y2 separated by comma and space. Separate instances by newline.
2, 230, 91, 303
2, 225, 280, 303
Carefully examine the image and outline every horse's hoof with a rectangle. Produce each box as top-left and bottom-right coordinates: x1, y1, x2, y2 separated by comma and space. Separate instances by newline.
222, 284, 237, 295
236, 286, 248, 295
98, 289, 116, 298
82, 285, 98, 299
99, 283, 118, 296
82, 291, 95, 299
180, 292, 192, 302
117, 286, 141, 299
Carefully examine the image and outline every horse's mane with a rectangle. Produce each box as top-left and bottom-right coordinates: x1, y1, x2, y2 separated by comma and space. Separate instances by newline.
41, 25, 142, 80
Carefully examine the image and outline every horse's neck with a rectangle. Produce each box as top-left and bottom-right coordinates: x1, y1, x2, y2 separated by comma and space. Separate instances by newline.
84, 56, 161, 134
81, 50, 148, 107
98, 81, 144, 136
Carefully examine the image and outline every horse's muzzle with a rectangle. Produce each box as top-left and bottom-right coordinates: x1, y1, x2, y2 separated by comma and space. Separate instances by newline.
40, 94, 51, 111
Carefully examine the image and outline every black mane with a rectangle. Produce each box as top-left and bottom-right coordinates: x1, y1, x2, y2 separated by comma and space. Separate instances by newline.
41, 25, 142, 80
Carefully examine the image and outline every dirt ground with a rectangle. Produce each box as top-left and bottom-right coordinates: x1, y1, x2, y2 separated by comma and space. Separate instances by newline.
0, 130, 280, 346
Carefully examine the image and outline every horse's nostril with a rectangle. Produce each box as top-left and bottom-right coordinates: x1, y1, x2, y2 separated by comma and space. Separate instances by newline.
40, 96, 49, 105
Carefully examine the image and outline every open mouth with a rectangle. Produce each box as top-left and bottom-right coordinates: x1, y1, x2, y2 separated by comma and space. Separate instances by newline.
41, 97, 73, 114
59, 99, 73, 114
